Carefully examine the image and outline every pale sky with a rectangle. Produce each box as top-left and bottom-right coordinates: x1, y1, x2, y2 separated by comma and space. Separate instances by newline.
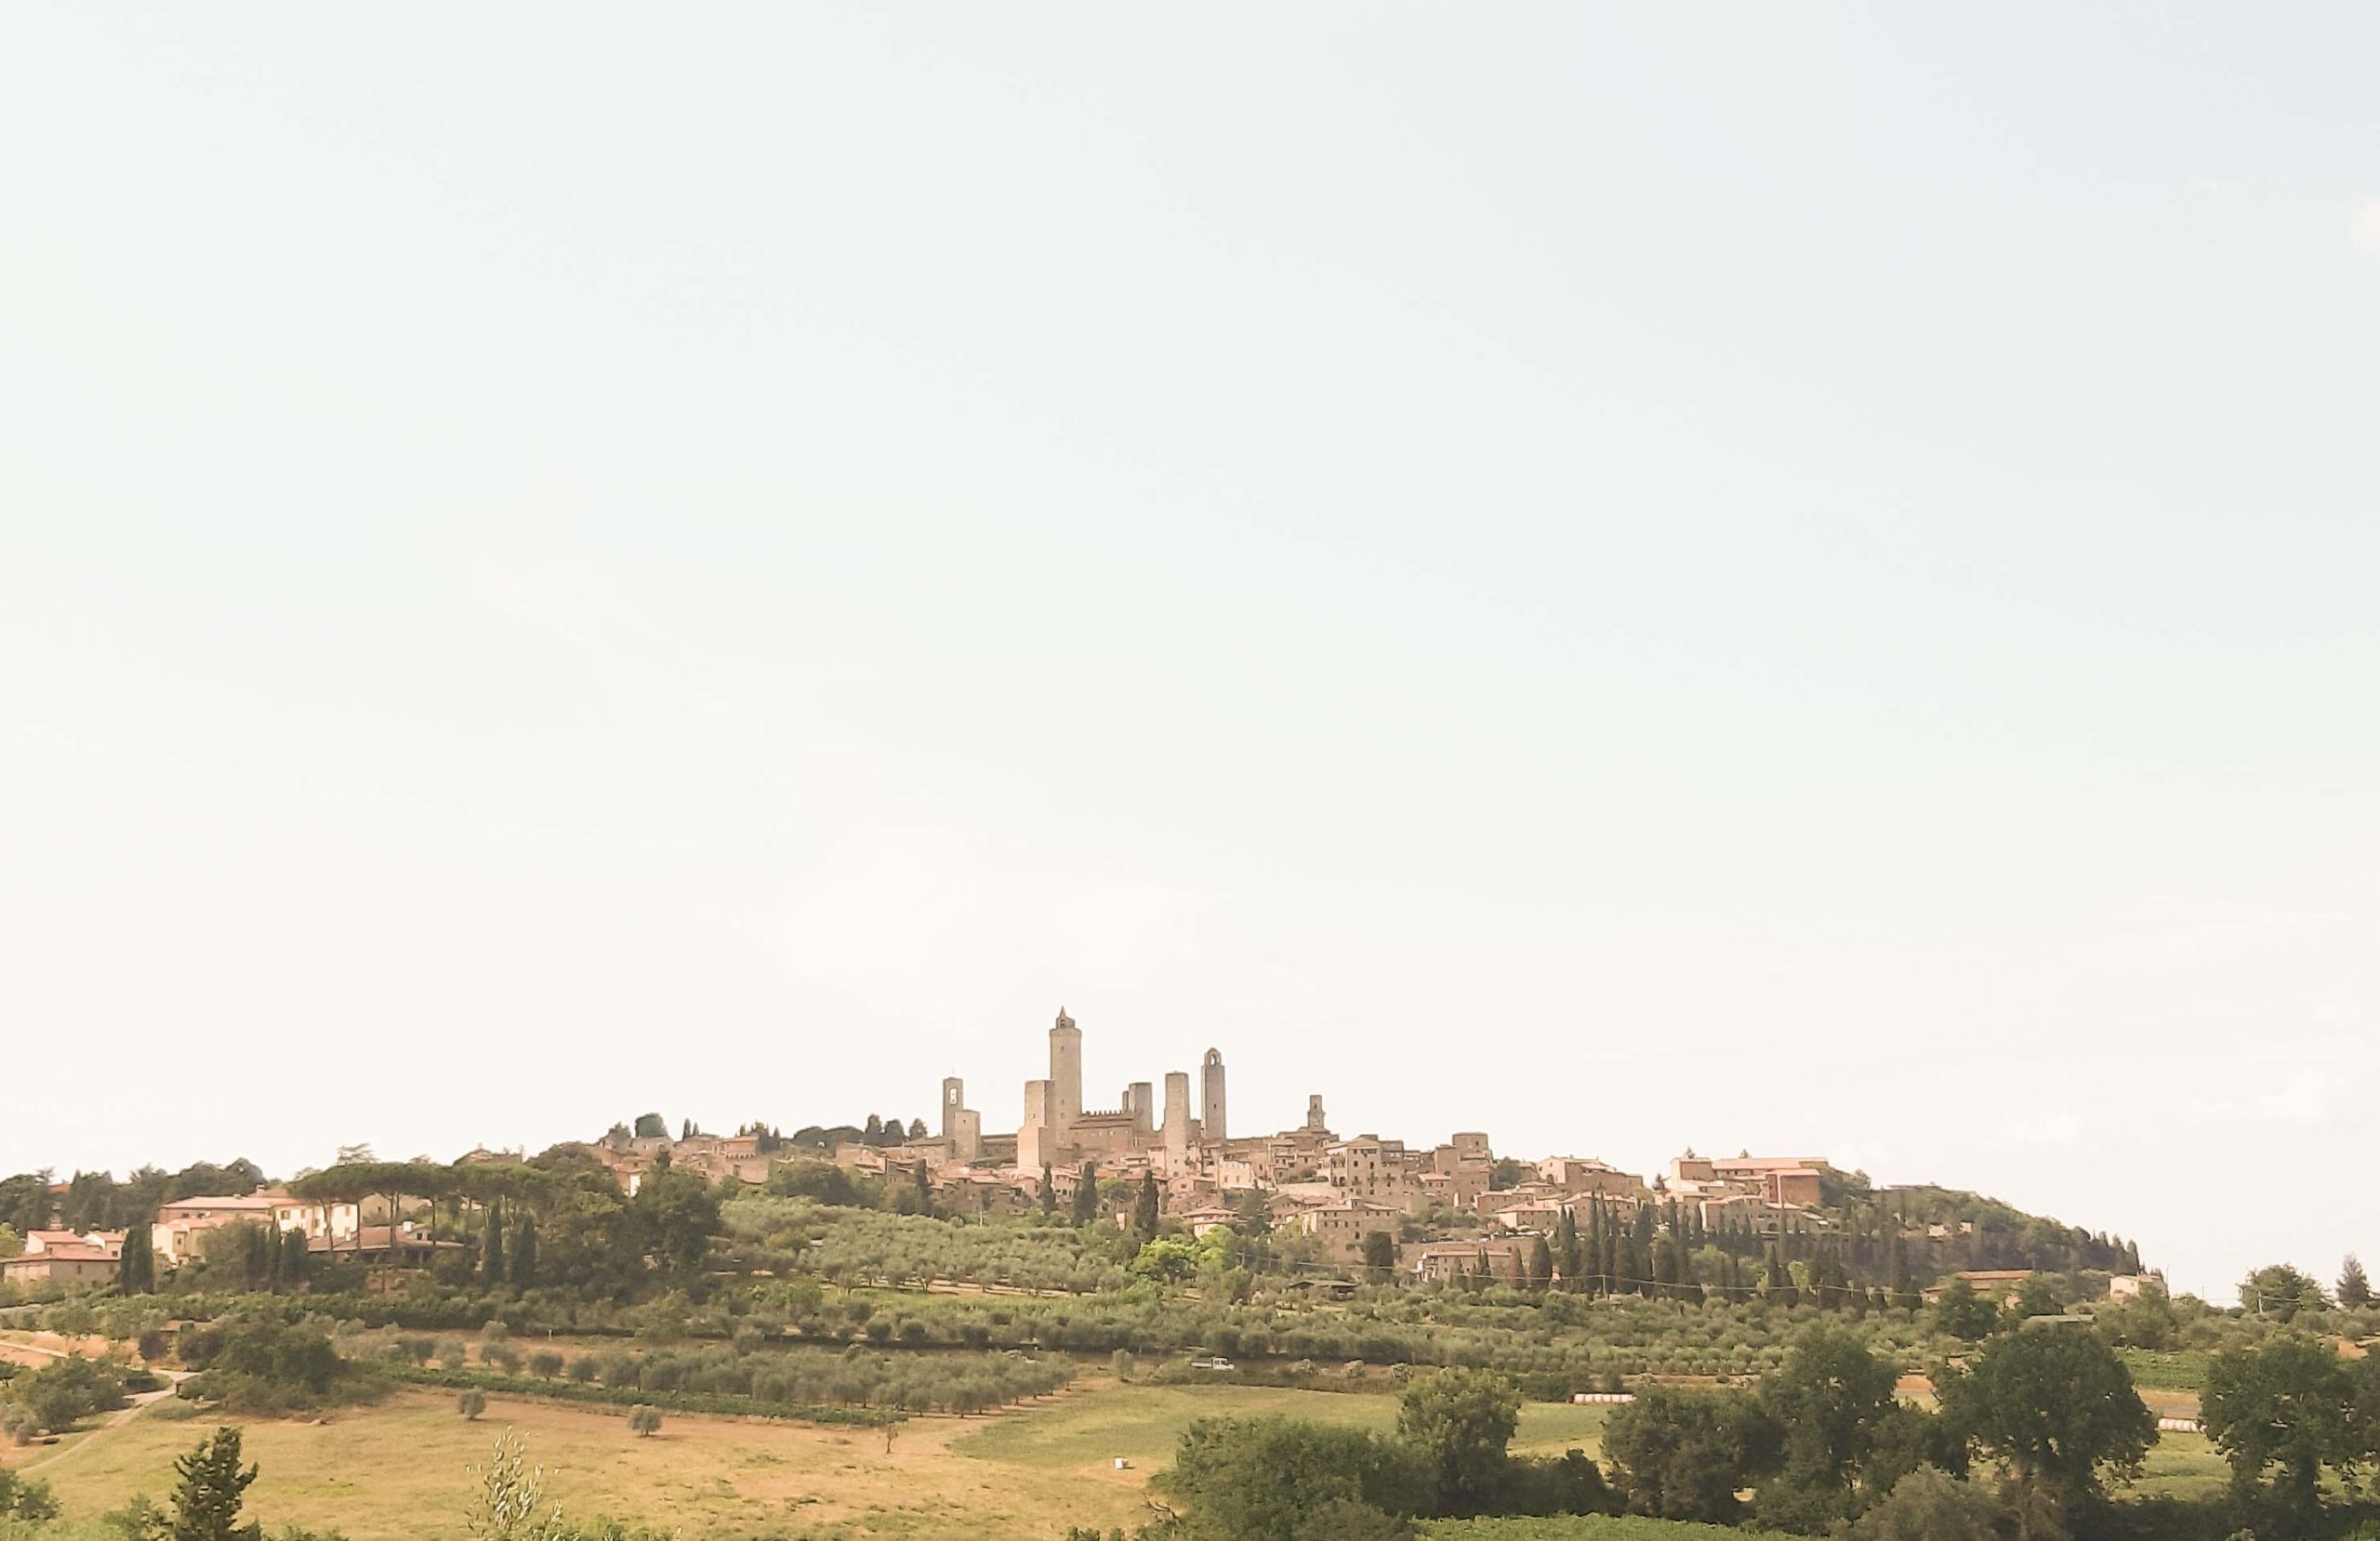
5, 7, 2375, 1302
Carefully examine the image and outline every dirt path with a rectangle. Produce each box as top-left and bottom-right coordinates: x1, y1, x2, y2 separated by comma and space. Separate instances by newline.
3, 1334, 191, 1476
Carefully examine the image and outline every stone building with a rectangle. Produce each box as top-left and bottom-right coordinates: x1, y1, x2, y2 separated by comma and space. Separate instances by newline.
1412, 1239, 1529, 1284
1539, 1157, 1641, 1198
1326, 1135, 1410, 1205
940, 1078, 982, 1164
1295, 1198, 1401, 1266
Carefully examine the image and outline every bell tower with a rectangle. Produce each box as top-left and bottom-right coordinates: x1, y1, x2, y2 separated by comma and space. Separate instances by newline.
1050, 1008, 1083, 1133
1200, 1047, 1226, 1144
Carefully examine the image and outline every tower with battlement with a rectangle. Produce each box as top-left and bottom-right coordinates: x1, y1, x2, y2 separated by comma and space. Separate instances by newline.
940, 1077, 981, 1162
1200, 1047, 1227, 1144
1050, 1009, 1082, 1134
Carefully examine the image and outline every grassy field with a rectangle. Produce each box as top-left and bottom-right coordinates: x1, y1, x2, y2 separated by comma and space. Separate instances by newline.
0, 1379, 1610, 1541
1428, 1521, 1746, 1540
2116, 1347, 2214, 1391
0, 1369, 2224, 1540
2132, 1428, 2228, 1501
953, 1379, 1612, 1469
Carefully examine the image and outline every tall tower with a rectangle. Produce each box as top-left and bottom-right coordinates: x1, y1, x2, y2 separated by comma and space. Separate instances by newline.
941, 1077, 981, 1162
1200, 1047, 1226, 1145
1050, 1008, 1083, 1133
1162, 1072, 1191, 1162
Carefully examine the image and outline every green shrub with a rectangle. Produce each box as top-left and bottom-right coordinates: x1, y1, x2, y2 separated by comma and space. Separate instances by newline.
183, 1316, 386, 1416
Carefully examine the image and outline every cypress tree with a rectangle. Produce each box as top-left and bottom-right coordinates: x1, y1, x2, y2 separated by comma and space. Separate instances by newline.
481, 1204, 506, 1284
509, 1214, 537, 1289
1132, 1170, 1159, 1240
170, 1426, 258, 1541
282, 1225, 310, 1287
118, 1222, 155, 1295
1818, 1242, 1846, 1308
1038, 1165, 1055, 1216
1070, 1160, 1100, 1226
1555, 1209, 1581, 1290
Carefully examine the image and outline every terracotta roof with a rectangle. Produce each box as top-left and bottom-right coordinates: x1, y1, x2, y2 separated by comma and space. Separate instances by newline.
1418, 1240, 1523, 1255
158, 1192, 294, 1212
306, 1226, 468, 1253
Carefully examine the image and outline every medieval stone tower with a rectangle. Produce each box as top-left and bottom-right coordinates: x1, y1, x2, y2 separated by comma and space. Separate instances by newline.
1200, 1047, 1226, 1143
1162, 1071, 1191, 1161
940, 1076, 981, 1162
1050, 1008, 1083, 1132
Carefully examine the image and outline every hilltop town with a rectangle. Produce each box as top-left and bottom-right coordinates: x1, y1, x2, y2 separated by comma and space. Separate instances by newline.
7, 1006, 2148, 1305
562, 1007, 2149, 1292
8, 1004, 2371, 1541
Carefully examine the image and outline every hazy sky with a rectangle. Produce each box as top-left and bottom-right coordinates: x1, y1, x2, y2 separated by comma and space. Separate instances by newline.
6, 7, 2375, 1301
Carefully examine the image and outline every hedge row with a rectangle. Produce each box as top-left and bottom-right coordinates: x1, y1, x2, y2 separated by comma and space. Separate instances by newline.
386, 1363, 899, 1427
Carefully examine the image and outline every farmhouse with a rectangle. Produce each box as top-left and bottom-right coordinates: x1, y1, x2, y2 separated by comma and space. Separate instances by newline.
1411, 1239, 1528, 1284
2, 1229, 124, 1285
1294, 1198, 1401, 1266
152, 1190, 359, 1266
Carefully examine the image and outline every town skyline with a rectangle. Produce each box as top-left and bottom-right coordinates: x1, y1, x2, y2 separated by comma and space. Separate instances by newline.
0, 998, 2199, 1303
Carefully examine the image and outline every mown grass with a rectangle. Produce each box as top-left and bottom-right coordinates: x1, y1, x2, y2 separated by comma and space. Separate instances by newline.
6, 1370, 2218, 1539
1427, 1518, 1746, 1539
2132, 1429, 2229, 1501
10, 1388, 1110, 1540
953, 1380, 1610, 1471
2116, 1347, 2213, 1390
1, 1377, 1610, 1541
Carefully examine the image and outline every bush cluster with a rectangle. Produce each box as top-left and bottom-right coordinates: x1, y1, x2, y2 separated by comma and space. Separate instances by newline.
388, 1337, 1066, 1417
